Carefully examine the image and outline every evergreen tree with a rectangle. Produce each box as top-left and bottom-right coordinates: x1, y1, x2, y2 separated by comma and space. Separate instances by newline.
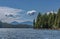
42, 13, 49, 28
35, 13, 42, 29
57, 8, 60, 28
33, 19, 36, 28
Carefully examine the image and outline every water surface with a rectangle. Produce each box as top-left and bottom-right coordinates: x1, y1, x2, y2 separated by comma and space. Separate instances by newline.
0, 28, 60, 39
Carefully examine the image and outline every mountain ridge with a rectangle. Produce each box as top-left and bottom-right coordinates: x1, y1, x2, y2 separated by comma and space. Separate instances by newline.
11, 21, 33, 25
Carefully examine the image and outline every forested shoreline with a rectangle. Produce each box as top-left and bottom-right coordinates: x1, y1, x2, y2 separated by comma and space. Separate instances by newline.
33, 8, 60, 29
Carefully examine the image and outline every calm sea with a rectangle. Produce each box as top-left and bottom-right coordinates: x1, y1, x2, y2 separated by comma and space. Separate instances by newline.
0, 28, 60, 39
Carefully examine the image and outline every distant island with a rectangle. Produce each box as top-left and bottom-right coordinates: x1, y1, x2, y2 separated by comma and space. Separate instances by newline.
33, 8, 60, 30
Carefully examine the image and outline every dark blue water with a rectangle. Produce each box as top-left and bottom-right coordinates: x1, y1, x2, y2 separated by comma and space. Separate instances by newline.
0, 28, 60, 39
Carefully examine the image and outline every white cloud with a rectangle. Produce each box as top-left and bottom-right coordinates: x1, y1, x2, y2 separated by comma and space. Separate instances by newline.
27, 10, 36, 15
0, 7, 22, 15
46, 12, 50, 15
47, 11, 57, 15
0, 7, 23, 23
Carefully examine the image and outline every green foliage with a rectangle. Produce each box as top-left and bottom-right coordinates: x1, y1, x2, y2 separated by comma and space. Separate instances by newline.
33, 8, 60, 29
35, 13, 42, 29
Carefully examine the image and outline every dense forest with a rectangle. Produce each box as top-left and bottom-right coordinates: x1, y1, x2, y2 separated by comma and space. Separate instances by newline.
0, 21, 32, 28
33, 8, 60, 29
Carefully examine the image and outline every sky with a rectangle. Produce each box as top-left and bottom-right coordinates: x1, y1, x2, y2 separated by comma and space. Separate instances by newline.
0, 0, 60, 23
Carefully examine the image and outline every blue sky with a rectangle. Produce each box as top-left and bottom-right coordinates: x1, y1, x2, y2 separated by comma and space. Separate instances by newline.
0, 0, 60, 23
0, 0, 60, 12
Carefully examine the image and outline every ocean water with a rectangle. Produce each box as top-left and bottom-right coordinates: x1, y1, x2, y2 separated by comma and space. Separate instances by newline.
0, 28, 60, 39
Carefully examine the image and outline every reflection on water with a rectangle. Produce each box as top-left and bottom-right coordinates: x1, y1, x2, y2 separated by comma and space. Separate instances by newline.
0, 28, 60, 39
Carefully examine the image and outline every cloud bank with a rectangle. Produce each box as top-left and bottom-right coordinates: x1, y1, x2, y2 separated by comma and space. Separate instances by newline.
0, 7, 23, 23
0, 7, 37, 23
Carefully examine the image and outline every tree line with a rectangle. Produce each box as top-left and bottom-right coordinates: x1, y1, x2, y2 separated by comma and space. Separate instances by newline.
33, 8, 60, 29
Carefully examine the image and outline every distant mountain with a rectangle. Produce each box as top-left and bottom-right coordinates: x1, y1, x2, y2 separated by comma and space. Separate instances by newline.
10, 21, 33, 28
20, 21, 33, 25
11, 21, 33, 25
11, 21, 19, 25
